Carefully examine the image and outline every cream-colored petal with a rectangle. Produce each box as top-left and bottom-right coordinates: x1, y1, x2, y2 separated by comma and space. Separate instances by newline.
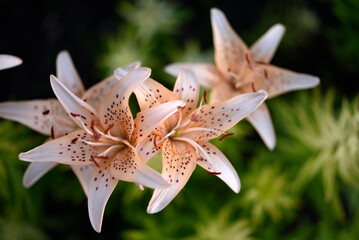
246, 103, 276, 150
147, 139, 196, 213
131, 100, 185, 145
71, 164, 95, 196
211, 8, 249, 78
181, 90, 267, 141
254, 65, 320, 98
250, 24, 285, 63
19, 130, 105, 165
136, 133, 162, 163
0, 54, 22, 70
134, 78, 178, 111
210, 81, 239, 104
56, 51, 85, 97
165, 63, 222, 88
22, 162, 58, 188
110, 146, 169, 189
100, 67, 151, 139
88, 160, 118, 233
196, 141, 240, 193
173, 69, 199, 119
0, 99, 76, 137
50, 75, 99, 129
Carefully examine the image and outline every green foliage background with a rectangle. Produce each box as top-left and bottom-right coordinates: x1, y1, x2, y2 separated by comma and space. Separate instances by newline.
0, 0, 359, 239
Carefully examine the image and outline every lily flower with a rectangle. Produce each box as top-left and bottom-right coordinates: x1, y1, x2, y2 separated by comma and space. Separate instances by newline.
166, 8, 320, 150
134, 69, 267, 213
19, 67, 185, 232
0, 54, 22, 70
0, 51, 140, 194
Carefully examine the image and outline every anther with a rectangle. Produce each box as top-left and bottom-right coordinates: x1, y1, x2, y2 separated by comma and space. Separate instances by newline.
42, 110, 50, 115
219, 133, 234, 141
70, 112, 80, 117
203, 90, 208, 104
251, 82, 257, 92
91, 156, 100, 168
207, 171, 221, 175
51, 126, 55, 139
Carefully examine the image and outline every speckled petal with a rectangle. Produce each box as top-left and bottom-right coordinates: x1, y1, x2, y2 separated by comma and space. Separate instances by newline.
56, 51, 85, 97
110, 146, 169, 189
246, 103, 276, 150
165, 63, 222, 88
254, 65, 320, 98
181, 90, 267, 141
99, 67, 151, 139
88, 160, 118, 233
136, 133, 162, 163
134, 78, 178, 111
173, 69, 199, 118
19, 130, 105, 165
0, 99, 76, 137
22, 162, 58, 188
50, 75, 99, 129
250, 24, 285, 63
211, 8, 249, 79
196, 141, 240, 193
147, 139, 196, 213
71, 164, 95, 196
0, 54, 22, 70
131, 100, 185, 145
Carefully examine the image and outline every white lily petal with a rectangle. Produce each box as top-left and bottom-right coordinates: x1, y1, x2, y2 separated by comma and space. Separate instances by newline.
209, 81, 238, 104
173, 69, 199, 119
71, 164, 95, 196
131, 100, 185, 145
250, 24, 286, 63
50, 75, 99, 129
19, 130, 105, 165
196, 141, 240, 193
88, 160, 118, 233
110, 146, 169, 189
56, 50, 85, 97
0, 54, 22, 70
182, 90, 268, 141
165, 63, 222, 88
147, 139, 196, 213
254, 65, 320, 98
211, 8, 248, 78
0, 99, 76, 137
22, 162, 58, 188
136, 133, 162, 163
114, 61, 141, 80
134, 78, 178, 111
100, 67, 151, 139
246, 103, 276, 150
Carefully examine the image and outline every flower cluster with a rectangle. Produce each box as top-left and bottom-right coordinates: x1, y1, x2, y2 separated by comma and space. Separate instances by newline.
0, 8, 319, 232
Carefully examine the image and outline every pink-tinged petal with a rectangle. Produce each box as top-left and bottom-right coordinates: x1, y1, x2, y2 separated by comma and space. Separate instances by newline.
181, 90, 267, 141
147, 139, 196, 213
131, 100, 185, 145
0, 99, 76, 137
211, 8, 249, 78
0, 54, 22, 70
196, 141, 240, 193
22, 162, 58, 188
50, 75, 99, 129
136, 133, 161, 163
82, 62, 141, 111
71, 164, 95, 196
100, 67, 151, 139
173, 69, 199, 118
165, 63, 222, 88
246, 103, 276, 150
88, 160, 118, 233
110, 146, 169, 189
134, 78, 178, 111
56, 51, 85, 97
19, 130, 106, 165
250, 24, 286, 63
253, 65, 320, 98
210, 81, 239, 104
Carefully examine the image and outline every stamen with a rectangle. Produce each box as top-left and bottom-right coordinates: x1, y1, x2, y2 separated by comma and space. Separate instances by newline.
104, 124, 114, 134
91, 156, 100, 168
70, 112, 80, 117
96, 156, 109, 159
153, 135, 158, 148
79, 138, 113, 146
180, 127, 226, 135
156, 130, 176, 145
203, 90, 208, 104
263, 69, 268, 79
219, 133, 234, 141
71, 138, 78, 144
99, 144, 123, 157
51, 126, 55, 139
76, 117, 93, 136
207, 171, 222, 175
251, 82, 257, 92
